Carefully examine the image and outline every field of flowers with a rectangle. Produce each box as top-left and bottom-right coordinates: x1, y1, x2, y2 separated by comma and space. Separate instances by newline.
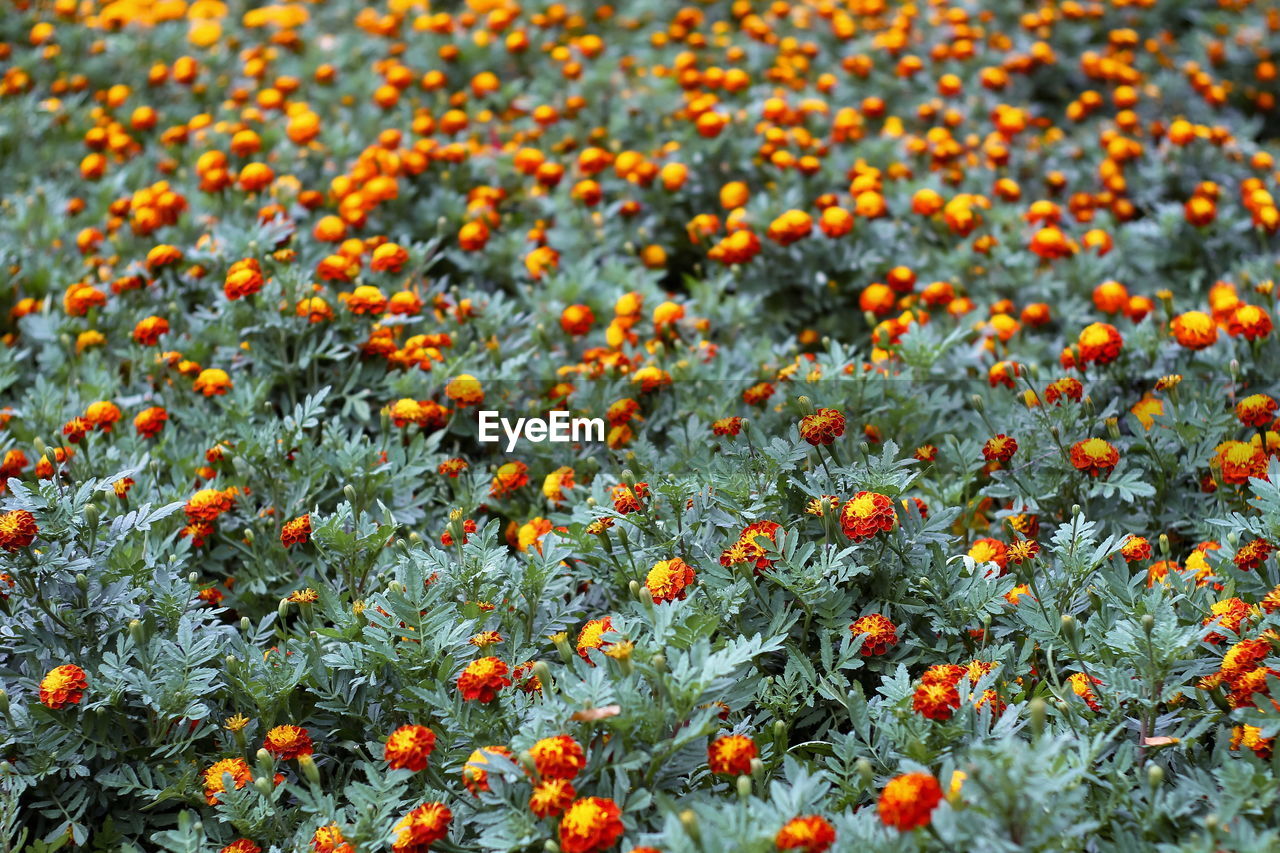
3, 0, 1280, 850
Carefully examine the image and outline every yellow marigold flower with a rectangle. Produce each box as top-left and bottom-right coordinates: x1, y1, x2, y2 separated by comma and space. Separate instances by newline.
645, 557, 696, 603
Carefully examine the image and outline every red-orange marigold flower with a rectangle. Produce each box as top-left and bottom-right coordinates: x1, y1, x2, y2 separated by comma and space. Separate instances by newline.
392, 802, 452, 853
840, 491, 897, 541
645, 558, 695, 603
558, 797, 624, 853
850, 613, 898, 656
0, 509, 38, 551
798, 408, 845, 446
281, 514, 310, 548
457, 656, 512, 702
531, 735, 586, 780
530, 778, 577, 818
708, 733, 757, 776
39, 664, 88, 709
775, 814, 836, 852
1070, 438, 1119, 476
263, 725, 313, 759
878, 772, 943, 831
385, 725, 437, 772
203, 757, 252, 804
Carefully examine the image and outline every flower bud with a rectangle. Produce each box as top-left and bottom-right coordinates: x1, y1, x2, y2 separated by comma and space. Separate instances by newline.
76, 573, 88, 592
796, 395, 815, 415
856, 757, 873, 788
278, 597, 291, 621
129, 619, 146, 645
254, 776, 273, 796
629, 580, 644, 602
84, 503, 99, 530
240, 616, 250, 632
1105, 417, 1120, 440
1141, 614, 1154, 635
343, 485, 357, 505
188, 572, 199, 584
650, 654, 666, 672
1029, 696, 1047, 737
550, 632, 573, 664
299, 754, 321, 785
679, 809, 700, 843
970, 394, 984, 413
1147, 763, 1163, 788
736, 775, 752, 799
0, 689, 8, 715
1060, 614, 1076, 639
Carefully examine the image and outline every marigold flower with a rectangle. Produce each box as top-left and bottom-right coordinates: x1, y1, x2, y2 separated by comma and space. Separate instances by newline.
982, 434, 1017, 462
1216, 440, 1267, 484
224, 259, 264, 300
185, 487, 233, 522
878, 772, 943, 831
1231, 725, 1274, 759
798, 408, 845, 446
707, 733, 757, 776
645, 558, 695, 603
775, 815, 836, 852
1170, 310, 1218, 349
491, 461, 529, 498
311, 824, 348, 853
1077, 322, 1123, 365
384, 725, 437, 772
445, 374, 484, 406
712, 417, 743, 436
1235, 539, 1274, 572
1237, 394, 1278, 428
840, 491, 897, 542
193, 368, 233, 396
611, 482, 648, 514
1204, 598, 1251, 643
203, 757, 252, 804
281, 514, 310, 548
531, 778, 578, 817
561, 304, 595, 336
1068, 672, 1102, 711
968, 537, 1009, 571
1228, 304, 1272, 340
576, 616, 615, 660
850, 613, 898, 656
457, 656, 512, 702
531, 735, 586, 780
392, 802, 453, 853
463, 746, 512, 794
263, 724, 313, 759
133, 406, 169, 438
39, 664, 88, 709
558, 797, 624, 853
1070, 438, 1119, 477
0, 509, 38, 551
912, 680, 961, 720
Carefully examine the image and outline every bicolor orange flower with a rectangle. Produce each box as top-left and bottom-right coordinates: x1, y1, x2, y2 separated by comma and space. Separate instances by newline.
708, 733, 757, 776
558, 797, 624, 853
530, 735, 586, 780
1077, 322, 1123, 365
1070, 438, 1119, 476
576, 617, 615, 660
0, 509, 38, 551
384, 725, 437, 772
457, 657, 512, 702
463, 746, 512, 794
281, 514, 310, 548
645, 558, 695, 603
799, 408, 845, 446
391, 802, 452, 853
840, 491, 897, 541
1170, 310, 1218, 349
263, 724, 313, 759
850, 613, 898, 656
775, 814, 836, 852
878, 772, 943, 831
203, 757, 253, 804
530, 778, 577, 818
39, 664, 88, 709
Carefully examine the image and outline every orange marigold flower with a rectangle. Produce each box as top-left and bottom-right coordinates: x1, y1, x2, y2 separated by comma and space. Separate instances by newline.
982, 434, 1017, 462
530, 778, 578, 818
445, 374, 484, 406
84, 400, 122, 432
39, 664, 88, 709
878, 772, 943, 832
775, 815, 836, 853
1121, 535, 1152, 562
438, 458, 468, 477
712, 417, 743, 436
281, 514, 310, 548
720, 520, 783, 571
491, 461, 530, 498
1230, 724, 1274, 759
0, 509, 38, 551
576, 616, 615, 660
1068, 672, 1102, 711
219, 841, 261, 853
1235, 539, 1274, 572
798, 407, 845, 446
840, 491, 897, 542
1216, 440, 1267, 484
708, 733, 757, 776
850, 613, 898, 656
193, 368, 233, 396
263, 725, 313, 759
558, 797, 624, 853
1077, 322, 1123, 365
457, 656, 512, 702
185, 487, 233, 522
132, 315, 170, 346
912, 680, 961, 720
370, 242, 409, 273
1237, 394, 1279, 428
531, 735, 586, 780
1170, 311, 1218, 350
311, 824, 348, 853
1044, 377, 1083, 405
561, 304, 595, 336
645, 558, 695, 603
611, 482, 648, 514
203, 757, 252, 804
134, 406, 169, 438
463, 746, 512, 794
223, 258, 264, 300
392, 802, 453, 853
1070, 438, 1119, 477
968, 537, 1009, 571
1228, 304, 1273, 341
742, 382, 775, 406
384, 725, 437, 772
1204, 598, 1252, 644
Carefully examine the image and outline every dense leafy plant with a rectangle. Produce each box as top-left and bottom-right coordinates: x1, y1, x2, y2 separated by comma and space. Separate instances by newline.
3, 0, 1280, 851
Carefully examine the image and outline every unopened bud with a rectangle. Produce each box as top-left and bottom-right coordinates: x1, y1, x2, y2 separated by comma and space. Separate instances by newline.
75, 573, 88, 592
84, 503, 99, 530
629, 580, 644, 601
970, 394, 985, 413
736, 775, 752, 799
299, 753, 321, 785
254, 776, 273, 796
278, 598, 290, 620
679, 809, 700, 843
1030, 696, 1048, 737
856, 757, 873, 788
129, 619, 145, 645
0, 689, 8, 715
1142, 614, 1154, 635
1147, 763, 1163, 788
240, 616, 250, 632
650, 654, 666, 672
343, 485, 357, 505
